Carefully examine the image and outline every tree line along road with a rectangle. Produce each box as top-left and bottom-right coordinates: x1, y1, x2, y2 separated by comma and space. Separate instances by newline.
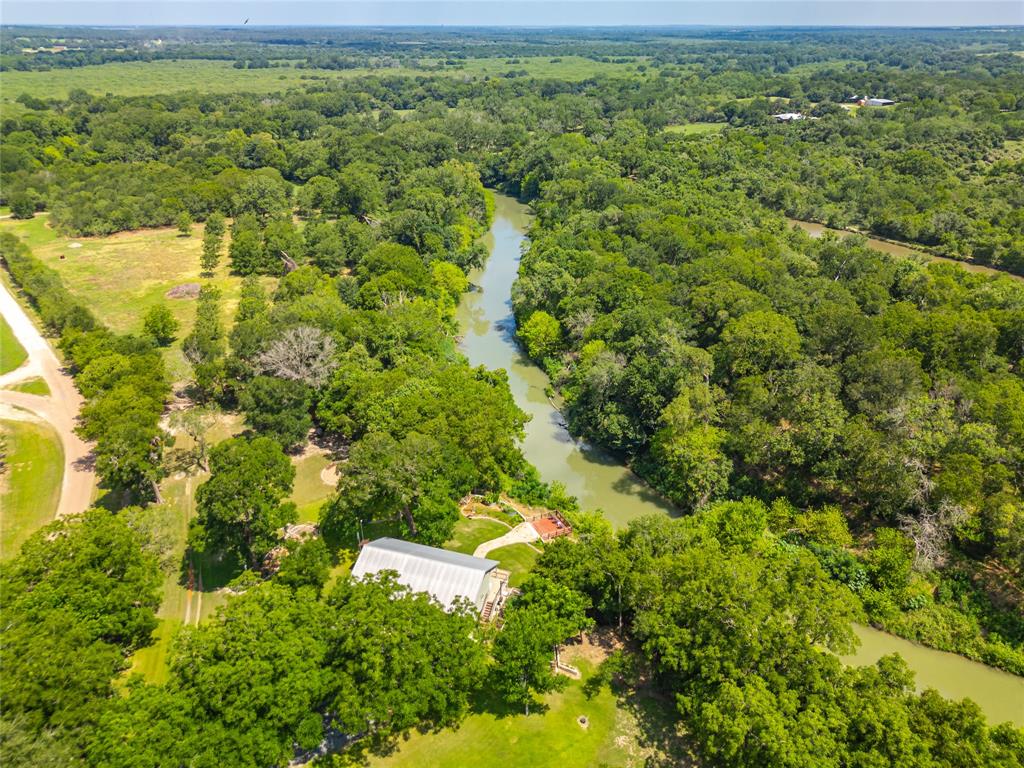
0, 281, 95, 519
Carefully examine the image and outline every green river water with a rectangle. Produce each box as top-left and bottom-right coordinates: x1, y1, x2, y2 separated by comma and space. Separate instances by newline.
458, 193, 1024, 727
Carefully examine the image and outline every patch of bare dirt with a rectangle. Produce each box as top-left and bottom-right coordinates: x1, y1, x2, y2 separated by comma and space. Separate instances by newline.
165, 283, 201, 299
562, 627, 625, 667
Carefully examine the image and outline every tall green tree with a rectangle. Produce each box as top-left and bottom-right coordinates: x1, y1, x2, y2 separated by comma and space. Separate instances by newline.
1, 510, 161, 736
325, 574, 486, 749
200, 211, 226, 274
492, 576, 592, 714
238, 375, 313, 450
190, 436, 297, 570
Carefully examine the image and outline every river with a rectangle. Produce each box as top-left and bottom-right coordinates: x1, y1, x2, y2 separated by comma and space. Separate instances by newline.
456, 193, 675, 529
460, 193, 1024, 727
787, 218, 1023, 282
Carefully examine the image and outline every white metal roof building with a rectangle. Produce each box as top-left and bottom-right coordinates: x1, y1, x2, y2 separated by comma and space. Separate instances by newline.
351, 537, 499, 613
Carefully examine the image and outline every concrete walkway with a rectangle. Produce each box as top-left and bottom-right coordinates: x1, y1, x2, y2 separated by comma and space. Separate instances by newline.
0, 282, 95, 518
473, 521, 541, 558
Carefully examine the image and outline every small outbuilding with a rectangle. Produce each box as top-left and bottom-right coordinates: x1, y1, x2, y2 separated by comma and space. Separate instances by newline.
773, 112, 805, 122
351, 537, 503, 614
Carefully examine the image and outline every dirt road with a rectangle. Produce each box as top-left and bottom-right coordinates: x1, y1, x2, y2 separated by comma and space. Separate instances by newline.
0, 282, 95, 517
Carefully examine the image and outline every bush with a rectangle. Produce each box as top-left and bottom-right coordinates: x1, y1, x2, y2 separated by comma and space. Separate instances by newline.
142, 304, 179, 346
8, 191, 35, 219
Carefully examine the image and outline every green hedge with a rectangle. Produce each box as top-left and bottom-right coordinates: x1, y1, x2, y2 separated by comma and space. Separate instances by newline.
0, 231, 98, 334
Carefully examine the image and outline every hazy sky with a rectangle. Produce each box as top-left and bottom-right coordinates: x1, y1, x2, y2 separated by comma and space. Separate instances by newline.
3, 1, 1022, 27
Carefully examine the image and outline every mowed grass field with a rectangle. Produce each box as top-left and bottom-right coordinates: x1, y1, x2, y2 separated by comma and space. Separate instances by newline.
663, 121, 727, 136
444, 516, 510, 555
1, 316, 28, 374
0, 416, 63, 559
488, 542, 540, 587
368, 660, 637, 768
1, 60, 334, 107
0, 215, 271, 381
1, 56, 646, 110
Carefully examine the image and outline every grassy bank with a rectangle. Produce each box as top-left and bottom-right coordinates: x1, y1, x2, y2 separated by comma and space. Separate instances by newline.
0, 417, 63, 558
0, 316, 27, 374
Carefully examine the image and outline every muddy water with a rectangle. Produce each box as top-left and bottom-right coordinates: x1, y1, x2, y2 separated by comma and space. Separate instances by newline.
456, 193, 676, 529
459, 194, 1023, 724
845, 624, 1024, 727
787, 218, 1022, 282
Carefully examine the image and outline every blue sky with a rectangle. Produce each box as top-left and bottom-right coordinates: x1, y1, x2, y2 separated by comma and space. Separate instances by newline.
4, 1, 1022, 27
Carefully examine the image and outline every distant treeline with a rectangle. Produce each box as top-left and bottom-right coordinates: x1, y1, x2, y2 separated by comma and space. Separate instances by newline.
3, 25, 1023, 73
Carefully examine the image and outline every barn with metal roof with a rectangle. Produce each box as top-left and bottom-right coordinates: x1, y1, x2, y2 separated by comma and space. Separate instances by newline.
351, 537, 500, 613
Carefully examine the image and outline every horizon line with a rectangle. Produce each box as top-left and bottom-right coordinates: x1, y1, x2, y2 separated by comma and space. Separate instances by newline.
5, 2, 1023, 29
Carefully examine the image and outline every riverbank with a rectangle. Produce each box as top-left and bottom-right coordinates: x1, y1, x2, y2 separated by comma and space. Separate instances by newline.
456, 193, 675, 529
846, 624, 1023, 727
468, 192, 1024, 727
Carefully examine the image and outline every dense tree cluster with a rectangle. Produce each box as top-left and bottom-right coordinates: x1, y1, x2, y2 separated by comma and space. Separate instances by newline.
0, 510, 162, 755
533, 505, 1024, 766
507, 138, 1024, 668
2, 26, 1023, 768
88, 575, 485, 767
4, 29, 1020, 268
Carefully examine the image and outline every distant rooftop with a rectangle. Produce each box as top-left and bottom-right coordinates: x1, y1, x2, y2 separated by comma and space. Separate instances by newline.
351, 537, 499, 611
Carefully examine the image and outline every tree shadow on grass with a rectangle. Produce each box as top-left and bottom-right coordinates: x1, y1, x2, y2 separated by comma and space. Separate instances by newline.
178, 546, 244, 594
92, 482, 141, 512
608, 656, 701, 768
469, 675, 551, 719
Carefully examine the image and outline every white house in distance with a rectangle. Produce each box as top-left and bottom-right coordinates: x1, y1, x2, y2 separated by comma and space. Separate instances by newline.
351, 537, 509, 617
773, 112, 805, 122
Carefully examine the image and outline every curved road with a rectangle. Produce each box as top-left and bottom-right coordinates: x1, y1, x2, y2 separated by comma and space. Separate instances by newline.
0, 282, 95, 518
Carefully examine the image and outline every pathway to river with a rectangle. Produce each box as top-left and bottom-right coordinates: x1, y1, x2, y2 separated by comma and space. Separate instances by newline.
460, 192, 1024, 727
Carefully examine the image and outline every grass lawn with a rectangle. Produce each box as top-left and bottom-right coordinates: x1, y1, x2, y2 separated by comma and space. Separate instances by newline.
368, 660, 634, 768
296, 499, 325, 524
289, 451, 336, 523
0, 216, 274, 382
1, 60, 344, 106
444, 516, 510, 555
443, 55, 649, 80
664, 122, 726, 135
6, 377, 50, 396
1, 57, 646, 111
0, 417, 63, 559
291, 452, 334, 506
487, 542, 539, 587
1, 316, 28, 375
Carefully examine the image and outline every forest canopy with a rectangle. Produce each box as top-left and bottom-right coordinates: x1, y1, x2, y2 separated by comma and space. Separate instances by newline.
1, 24, 1022, 768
